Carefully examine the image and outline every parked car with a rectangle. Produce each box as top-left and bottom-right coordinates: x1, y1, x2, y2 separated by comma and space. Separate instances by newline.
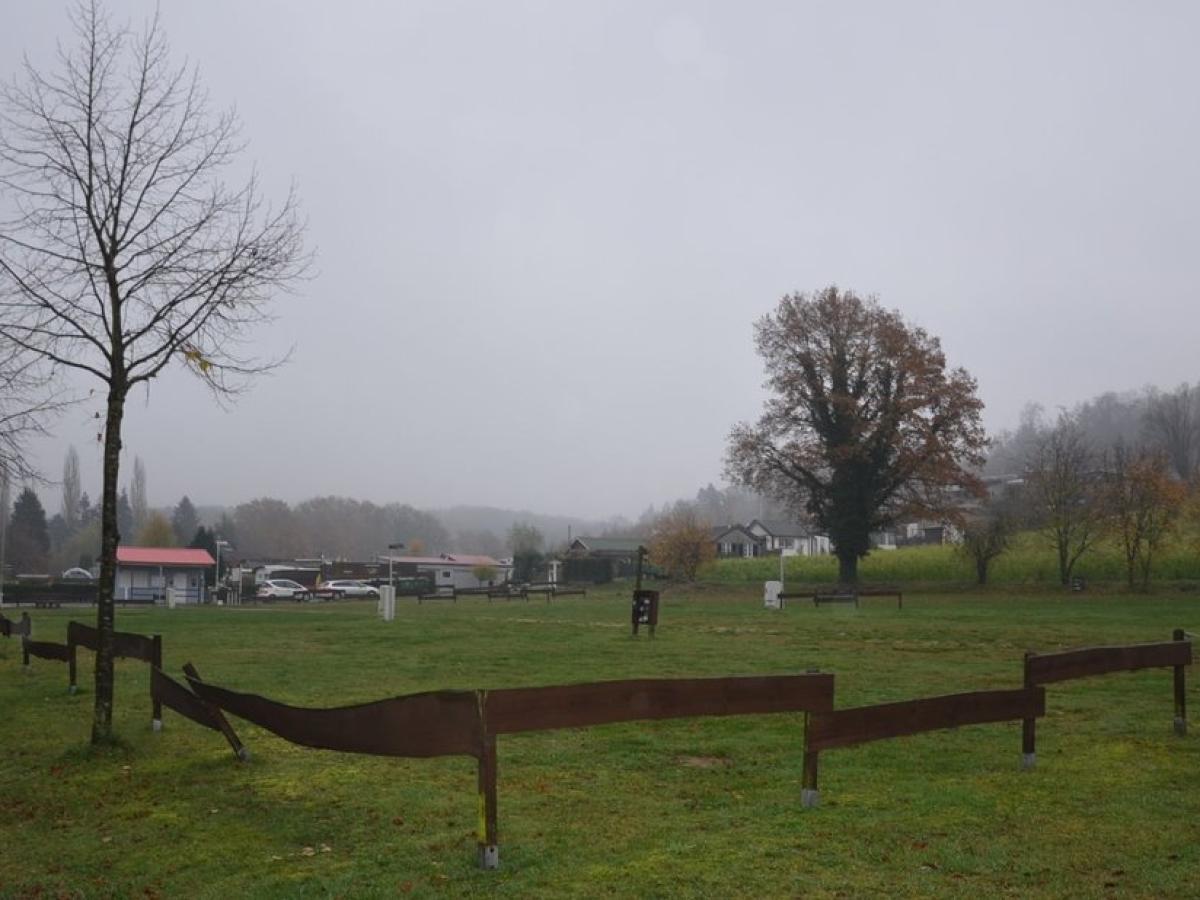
314, 579, 380, 600
256, 578, 311, 601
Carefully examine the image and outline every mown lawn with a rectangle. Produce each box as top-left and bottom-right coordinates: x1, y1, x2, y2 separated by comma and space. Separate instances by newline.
1, 586, 1197, 898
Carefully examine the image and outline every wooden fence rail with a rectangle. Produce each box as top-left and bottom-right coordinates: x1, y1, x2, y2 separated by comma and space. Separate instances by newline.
1021, 631, 1192, 768
800, 687, 1046, 807
67, 621, 164, 729
150, 665, 249, 761
186, 672, 835, 870
0, 612, 32, 639
22, 638, 73, 667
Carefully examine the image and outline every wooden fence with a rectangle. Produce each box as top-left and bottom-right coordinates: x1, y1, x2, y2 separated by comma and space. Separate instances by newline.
0, 611, 32, 639
22, 638, 73, 667
800, 687, 1047, 806
186, 672, 835, 869
151, 664, 249, 760
1021, 630, 1192, 767
67, 621, 164, 728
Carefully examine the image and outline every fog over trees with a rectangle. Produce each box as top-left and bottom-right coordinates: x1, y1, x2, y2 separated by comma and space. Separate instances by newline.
986, 382, 1200, 482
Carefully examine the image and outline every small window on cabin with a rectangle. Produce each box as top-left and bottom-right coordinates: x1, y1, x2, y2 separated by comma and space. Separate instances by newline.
442, 571, 451, 578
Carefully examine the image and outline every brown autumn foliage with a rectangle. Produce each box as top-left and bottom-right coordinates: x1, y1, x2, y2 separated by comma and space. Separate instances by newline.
726, 287, 986, 583
648, 506, 715, 582
1104, 446, 1186, 589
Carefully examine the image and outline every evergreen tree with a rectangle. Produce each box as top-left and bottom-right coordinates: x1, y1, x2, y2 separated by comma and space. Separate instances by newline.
116, 490, 134, 543
7, 487, 51, 572
62, 446, 81, 530
171, 496, 199, 546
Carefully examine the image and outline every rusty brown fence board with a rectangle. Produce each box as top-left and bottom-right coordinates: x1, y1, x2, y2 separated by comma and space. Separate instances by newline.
186, 678, 485, 759
1021, 633, 1193, 766
22, 639, 72, 665
800, 687, 1045, 808
186, 671, 833, 870
485, 674, 834, 735
152, 666, 249, 760
1026, 641, 1192, 685
67, 621, 163, 722
67, 621, 160, 664
807, 687, 1045, 752
152, 666, 222, 731
1, 612, 32, 638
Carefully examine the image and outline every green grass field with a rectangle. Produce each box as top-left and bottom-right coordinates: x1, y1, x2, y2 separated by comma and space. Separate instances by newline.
1, 586, 1197, 898
701, 531, 1200, 587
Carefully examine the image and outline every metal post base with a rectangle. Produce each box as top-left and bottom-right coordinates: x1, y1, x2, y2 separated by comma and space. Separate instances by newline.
800, 788, 819, 808
152, 718, 163, 733
477, 844, 499, 870
68, 685, 77, 695
1174, 717, 1187, 737
236, 747, 252, 763
1021, 753, 1036, 771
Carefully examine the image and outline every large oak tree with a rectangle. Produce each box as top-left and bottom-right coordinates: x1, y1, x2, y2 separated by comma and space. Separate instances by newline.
726, 287, 986, 583
0, 2, 306, 741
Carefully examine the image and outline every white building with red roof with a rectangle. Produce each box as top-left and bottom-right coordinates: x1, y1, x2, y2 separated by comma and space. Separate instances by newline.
116, 546, 216, 604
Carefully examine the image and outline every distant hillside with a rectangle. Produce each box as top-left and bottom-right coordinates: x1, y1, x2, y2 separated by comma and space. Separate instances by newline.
433, 505, 625, 550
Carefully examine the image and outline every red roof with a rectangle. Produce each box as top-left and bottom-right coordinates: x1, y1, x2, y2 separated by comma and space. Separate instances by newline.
117, 546, 216, 567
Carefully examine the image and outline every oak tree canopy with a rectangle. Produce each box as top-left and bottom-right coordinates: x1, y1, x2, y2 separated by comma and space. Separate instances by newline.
726, 287, 986, 583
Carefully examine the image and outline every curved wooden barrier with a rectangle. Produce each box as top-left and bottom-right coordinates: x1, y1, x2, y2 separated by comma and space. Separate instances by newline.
187, 672, 835, 870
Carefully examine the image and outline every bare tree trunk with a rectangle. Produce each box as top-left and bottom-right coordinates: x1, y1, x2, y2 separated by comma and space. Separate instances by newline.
92, 385, 125, 743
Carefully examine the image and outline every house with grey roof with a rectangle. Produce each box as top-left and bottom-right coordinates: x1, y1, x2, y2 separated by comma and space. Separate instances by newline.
712, 524, 764, 558
746, 519, 831, 556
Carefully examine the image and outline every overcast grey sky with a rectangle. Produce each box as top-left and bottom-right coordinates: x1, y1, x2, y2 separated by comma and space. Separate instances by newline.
5, 1, 1199, 518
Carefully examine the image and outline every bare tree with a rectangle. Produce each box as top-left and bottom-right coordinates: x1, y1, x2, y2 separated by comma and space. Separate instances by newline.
726, 287, 987, 583
958, 495, 1017, 586
0, 2, 307, 742
0, 342, 62, 484
1143, 384, 1200, 482
1024, 417, 1104, 586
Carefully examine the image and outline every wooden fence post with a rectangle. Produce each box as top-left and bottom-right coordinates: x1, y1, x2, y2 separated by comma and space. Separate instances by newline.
1173, 629, 1188, 737
801, 740, 820, 808
1021, 652, 1036, 770
152, 635, 164, 731
68, 628, 78, 700
477, 733, 499, 870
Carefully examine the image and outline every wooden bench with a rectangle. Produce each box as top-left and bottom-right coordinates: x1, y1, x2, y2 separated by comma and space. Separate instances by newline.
487, 587, 528, 601
775, 587, 903, 610
417, 588, 457, 604
812, 592, 859, 607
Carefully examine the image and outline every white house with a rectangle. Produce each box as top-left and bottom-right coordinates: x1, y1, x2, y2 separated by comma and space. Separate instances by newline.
746, 519, 830, 556
383, 554, 512, 590
116, 546, 215, 604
